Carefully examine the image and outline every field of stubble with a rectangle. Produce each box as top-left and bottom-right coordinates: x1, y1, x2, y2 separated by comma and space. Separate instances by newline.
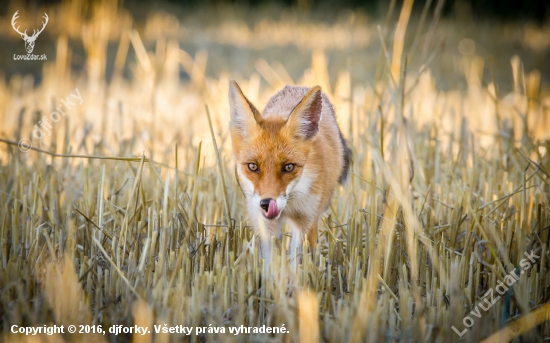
1, 1, 550, 342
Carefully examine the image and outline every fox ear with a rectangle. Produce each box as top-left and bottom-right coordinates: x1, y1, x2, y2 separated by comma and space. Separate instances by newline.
286, 85, 322, 140
229, 80, 262, 135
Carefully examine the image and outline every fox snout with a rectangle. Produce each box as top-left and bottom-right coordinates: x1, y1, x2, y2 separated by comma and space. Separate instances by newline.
260, 198, 279, 219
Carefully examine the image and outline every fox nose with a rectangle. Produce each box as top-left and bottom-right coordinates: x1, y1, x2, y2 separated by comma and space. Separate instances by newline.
260, 198, 272, 212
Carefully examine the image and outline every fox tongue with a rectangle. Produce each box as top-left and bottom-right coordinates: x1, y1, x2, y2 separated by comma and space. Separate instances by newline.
266, 199, 279, 218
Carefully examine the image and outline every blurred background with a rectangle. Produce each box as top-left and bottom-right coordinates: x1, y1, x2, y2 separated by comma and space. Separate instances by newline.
0, 0, 549, 162
1, 1, 550, 341
0, 0, 549, 90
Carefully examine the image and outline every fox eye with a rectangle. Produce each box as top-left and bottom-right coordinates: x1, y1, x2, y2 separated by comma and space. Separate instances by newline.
283, 164, 295, 173
248, 163, 259, 172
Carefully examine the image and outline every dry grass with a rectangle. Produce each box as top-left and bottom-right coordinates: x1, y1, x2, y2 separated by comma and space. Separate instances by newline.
1, 0, 550, 342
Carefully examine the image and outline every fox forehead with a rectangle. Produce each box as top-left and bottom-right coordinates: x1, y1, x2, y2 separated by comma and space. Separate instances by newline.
233, 130, 311, 166
262, 85, 326, 118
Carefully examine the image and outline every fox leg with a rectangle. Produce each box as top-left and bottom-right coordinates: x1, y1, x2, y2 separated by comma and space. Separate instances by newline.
253, 215, 276, 262
307, 222, 318, 257
289, 222, 303, 271
261, 219, 287, 264
289, 221, 318, 269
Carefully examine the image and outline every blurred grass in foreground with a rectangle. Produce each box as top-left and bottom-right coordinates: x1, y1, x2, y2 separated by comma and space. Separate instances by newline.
1, 0, 550, 342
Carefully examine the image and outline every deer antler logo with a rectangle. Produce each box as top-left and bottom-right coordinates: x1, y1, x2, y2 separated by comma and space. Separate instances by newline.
11, 10, 49, 54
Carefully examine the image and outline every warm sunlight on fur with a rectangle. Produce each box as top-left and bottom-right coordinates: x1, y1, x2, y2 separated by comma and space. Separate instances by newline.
1, 1, 549, 342
229, 81, 351, 261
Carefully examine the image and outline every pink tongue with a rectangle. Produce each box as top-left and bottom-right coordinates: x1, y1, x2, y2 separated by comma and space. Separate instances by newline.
266, 199, 279, 218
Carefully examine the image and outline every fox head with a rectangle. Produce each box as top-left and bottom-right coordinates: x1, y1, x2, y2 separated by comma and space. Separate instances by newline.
229, 81, 322, 221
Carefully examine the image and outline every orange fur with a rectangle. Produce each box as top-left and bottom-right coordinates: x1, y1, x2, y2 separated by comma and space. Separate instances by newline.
229, 81, 351, 260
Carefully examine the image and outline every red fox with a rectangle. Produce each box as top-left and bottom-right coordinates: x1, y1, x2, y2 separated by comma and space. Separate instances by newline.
229, 81, 351, 262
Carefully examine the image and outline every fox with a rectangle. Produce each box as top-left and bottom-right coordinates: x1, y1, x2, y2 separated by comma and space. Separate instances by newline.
228, 81, 351, 263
